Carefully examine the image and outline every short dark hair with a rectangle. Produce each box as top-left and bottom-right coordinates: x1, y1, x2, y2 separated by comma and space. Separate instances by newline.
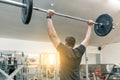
65, 36, 76, 47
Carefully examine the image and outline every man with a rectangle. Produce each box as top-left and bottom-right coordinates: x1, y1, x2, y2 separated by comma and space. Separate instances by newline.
46, 9, 94, 80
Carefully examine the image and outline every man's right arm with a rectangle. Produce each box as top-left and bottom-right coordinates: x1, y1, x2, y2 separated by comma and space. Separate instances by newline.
81, 20, 94, 47
47, 10, 61, 48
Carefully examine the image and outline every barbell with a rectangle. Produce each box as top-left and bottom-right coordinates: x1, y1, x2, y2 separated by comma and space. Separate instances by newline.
0, 0, 113, 36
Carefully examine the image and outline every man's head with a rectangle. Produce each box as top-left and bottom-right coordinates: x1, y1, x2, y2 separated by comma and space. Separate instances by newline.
65, 36, 76, 48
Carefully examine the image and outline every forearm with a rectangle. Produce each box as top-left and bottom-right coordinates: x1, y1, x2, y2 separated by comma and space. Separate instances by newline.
47, 18, 60, 47
85, 26, 92, 43
47, 19, 57, 37
81, 26, 92, 47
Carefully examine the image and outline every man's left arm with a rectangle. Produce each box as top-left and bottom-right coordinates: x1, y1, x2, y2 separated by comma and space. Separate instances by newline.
81, 20, 94, 47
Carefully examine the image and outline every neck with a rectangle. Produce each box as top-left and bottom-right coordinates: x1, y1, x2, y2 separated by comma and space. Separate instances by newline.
65, 44, 73, 48
68, 45, 73, 48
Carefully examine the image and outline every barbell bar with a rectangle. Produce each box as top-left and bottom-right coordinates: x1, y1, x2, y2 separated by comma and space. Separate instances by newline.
33, 7, 99, 24
0, 0, 99, 24
0, 0, 113, 36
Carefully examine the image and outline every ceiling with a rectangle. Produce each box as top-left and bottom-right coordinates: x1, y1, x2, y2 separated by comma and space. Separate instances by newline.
0, 0, 120, 47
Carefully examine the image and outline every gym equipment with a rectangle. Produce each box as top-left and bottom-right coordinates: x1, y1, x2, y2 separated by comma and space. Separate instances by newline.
22, 0, 33, 24
0, 0, 113, 36
94, 14, 113, 36
0, 0, 33, 24
105, 64, 120, 80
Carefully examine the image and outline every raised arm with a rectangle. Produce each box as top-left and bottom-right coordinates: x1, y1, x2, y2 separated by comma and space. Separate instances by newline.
47, 9, 61, 48
81, 20, 94, 47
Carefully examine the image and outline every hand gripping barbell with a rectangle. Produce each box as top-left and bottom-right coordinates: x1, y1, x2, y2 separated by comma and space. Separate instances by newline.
0, 0, 113, 36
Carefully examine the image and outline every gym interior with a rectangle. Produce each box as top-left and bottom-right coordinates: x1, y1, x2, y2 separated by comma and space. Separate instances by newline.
0, 0, 120, 80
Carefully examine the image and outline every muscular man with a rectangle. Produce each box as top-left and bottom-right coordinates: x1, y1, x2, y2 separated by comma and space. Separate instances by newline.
46, 9, 94, 80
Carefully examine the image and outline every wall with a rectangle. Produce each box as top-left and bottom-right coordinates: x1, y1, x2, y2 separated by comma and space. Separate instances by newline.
1, 38, 120, 64
101, 43, 120, 64
0, 38, 56, 53
81, 42, 120, 64
77, 45, 100, 64
0, 38, 100, 64
81, 53, 97, 64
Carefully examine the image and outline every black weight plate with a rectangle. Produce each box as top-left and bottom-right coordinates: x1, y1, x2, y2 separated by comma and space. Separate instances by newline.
94, 14, 113, 36
22, 0, 33, 24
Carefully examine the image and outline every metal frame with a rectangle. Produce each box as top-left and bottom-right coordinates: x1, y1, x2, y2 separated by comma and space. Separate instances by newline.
0, 65, 24, 80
